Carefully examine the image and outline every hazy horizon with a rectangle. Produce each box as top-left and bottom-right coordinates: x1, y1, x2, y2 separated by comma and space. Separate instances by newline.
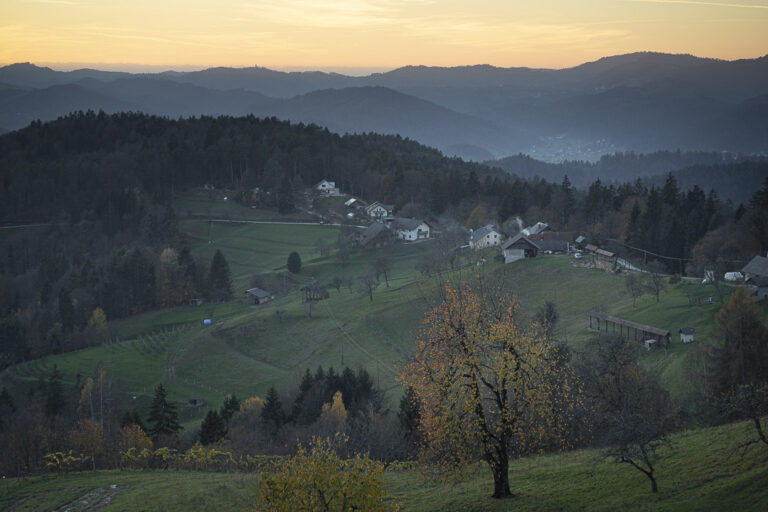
3, 0, 767, 71
2, 50, 766, 76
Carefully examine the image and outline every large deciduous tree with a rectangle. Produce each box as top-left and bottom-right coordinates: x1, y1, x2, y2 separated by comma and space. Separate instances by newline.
399, 282, 578, 499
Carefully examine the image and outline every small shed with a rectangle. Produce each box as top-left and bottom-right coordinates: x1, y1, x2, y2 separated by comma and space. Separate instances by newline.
679, 327, 695, 343
188, 398, 205, 407
244, 287, 274, 305
501, 234, 540, 263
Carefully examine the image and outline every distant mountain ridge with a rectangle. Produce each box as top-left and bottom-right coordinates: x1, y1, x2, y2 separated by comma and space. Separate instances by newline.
1, 52, 767, 161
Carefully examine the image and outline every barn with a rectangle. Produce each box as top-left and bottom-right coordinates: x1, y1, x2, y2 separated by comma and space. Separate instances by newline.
244, 287, 274, 305
501, 234, 540, 263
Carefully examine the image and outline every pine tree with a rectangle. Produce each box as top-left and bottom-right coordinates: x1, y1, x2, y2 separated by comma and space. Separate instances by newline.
45, 365, 66, 420
208, 250, 233, 300
220, 394, 241, 423
200, 410, 226, 445
147, 383, 182, 439
277, 175, 295, 214
261, 385, 285, 436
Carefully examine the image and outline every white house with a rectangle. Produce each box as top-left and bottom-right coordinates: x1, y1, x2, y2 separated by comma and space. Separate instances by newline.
316, 179, 341, 196
365, 201, 393, 222
679, 327, 695, 343
469, 225, 502, 250
391, 218, 430, 241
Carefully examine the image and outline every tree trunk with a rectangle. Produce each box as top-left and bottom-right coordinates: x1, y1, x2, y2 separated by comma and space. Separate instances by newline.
649, 473, 658, 493
491, 452, 512, 499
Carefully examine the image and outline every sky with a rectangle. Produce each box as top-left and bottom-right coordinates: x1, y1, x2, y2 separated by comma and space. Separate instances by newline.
1, 0, 767, 73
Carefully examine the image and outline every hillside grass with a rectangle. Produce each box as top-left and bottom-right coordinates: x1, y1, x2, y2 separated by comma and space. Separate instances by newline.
4, 209, 767, 435
2, 419, 766, 511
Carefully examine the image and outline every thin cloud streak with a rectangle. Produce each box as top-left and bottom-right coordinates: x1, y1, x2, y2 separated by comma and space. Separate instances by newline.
623, 0, 768, 9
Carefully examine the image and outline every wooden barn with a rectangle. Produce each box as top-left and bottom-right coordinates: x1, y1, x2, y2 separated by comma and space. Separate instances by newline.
501, 234, 540, 263
244, 287, 274, 305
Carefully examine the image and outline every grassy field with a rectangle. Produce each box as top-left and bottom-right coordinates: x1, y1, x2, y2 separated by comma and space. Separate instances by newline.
3, 195, 767, 436
2, 419, 766, 511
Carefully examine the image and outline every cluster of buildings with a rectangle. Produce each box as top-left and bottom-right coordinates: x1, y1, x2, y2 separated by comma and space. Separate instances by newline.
467, 223, 585, 264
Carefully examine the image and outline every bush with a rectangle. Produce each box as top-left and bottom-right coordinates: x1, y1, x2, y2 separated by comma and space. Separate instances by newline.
669, 274, 681, 284
287, 252, 302, 274
257, 435, 399, 511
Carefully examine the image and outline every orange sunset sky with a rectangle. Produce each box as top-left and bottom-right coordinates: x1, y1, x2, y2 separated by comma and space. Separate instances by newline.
1, 0, 767, 73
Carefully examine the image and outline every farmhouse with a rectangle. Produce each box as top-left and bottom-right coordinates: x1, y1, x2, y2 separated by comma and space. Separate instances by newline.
679, 327, 695, 343
357, 222, 393, 249
365, 201, 393, 222
391, 218, 430, 241
469, 225, 503, 249
588, 311, 671, 348
742, 253, 768, 279
316, 179, 341, 196
501, 234, 540, 263
244, 287, 274, 305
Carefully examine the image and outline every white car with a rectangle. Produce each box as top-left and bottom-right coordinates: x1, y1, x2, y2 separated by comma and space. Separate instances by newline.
574, 252, 582, 259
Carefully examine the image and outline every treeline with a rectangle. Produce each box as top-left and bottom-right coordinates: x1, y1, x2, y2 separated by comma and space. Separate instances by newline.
0, 364, 409, 476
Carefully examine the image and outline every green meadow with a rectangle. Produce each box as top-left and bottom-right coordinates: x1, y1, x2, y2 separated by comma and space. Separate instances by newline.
2, 419, 766, 511
2, 194, 766, 438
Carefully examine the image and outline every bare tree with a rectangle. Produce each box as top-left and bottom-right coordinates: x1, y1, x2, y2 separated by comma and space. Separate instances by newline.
357, 272, 379, 302
578, 335, 679, 493
646, 261, 667, 303
625, 273, 646, 308
372, 256, 391, 288
330, 276, 343, 294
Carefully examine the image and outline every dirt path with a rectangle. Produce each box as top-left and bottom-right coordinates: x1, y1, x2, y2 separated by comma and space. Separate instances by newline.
52, 485, 129, 512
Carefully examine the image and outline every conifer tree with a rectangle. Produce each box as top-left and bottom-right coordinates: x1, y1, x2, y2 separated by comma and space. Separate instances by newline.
220, 394, 241, 423
45, 365, 66, 421
200, 410, 226, 445
208, 249, 233, 300
261, 385, 285, 436
147, 383, 182, 439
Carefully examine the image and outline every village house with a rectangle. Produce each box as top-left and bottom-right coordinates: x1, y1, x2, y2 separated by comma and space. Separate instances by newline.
391, 218, 430, 241
244, 287, 274, 305
365, 201, 393, 222
469, 225, 503, 250
316, 179, 341, 196
501, 234, 540, 263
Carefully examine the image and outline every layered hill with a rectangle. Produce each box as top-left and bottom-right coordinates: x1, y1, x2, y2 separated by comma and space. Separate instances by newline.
2, 53, 767, 161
